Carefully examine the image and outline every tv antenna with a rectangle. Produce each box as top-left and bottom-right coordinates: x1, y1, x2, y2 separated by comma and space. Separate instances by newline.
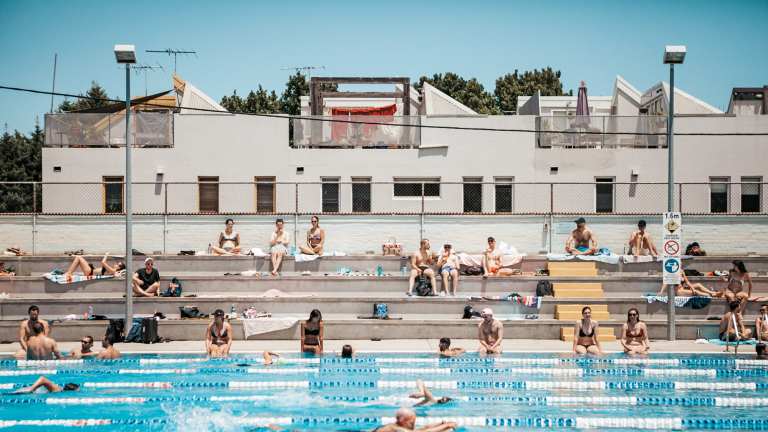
131, 63, 165, 96
281, 65, 326, 78
145, 49, 197, 74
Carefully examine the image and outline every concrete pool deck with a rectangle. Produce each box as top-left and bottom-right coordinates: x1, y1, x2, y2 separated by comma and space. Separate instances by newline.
0, 339, 750, 356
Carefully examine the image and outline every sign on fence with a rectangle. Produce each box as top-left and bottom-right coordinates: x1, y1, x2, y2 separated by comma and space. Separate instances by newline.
662, 212, 682, 285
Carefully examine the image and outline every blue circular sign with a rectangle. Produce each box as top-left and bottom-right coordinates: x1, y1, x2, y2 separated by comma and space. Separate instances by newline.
664, 259, 680, 273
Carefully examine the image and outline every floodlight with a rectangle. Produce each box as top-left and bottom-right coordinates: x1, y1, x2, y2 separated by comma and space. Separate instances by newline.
663, 45, 686, 64
114, 44, 136, 64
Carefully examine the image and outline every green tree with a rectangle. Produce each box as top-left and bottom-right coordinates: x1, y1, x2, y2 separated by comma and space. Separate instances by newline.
220, 90, 245, 113
416, 72, 500, 114
279, 72, 311, 116
494, 68, 571, 114
57, 81, 111, 112
243, 86, 281, 114
0, 125, 42, 212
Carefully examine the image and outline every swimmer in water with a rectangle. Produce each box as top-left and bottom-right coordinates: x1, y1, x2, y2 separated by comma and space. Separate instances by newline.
408, 379, 453, 407
10, 376, 79, 394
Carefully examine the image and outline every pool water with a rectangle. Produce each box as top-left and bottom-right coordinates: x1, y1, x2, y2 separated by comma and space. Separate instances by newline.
1, 352, 767, 431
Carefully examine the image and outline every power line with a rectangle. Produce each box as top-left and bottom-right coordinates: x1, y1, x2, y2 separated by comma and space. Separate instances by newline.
2, 84, 767, 136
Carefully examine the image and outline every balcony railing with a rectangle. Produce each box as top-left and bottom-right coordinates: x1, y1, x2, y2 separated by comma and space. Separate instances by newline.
44, 112, 174, 148
536, 115, 668, 149
291, 116, 421, 148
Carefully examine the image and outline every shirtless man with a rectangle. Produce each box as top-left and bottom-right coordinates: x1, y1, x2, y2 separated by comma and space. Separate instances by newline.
15, 305, 50, 359
756, 304, 768, 342
97, 335, 121, 359
437, 244, 460, 296
374, 407, 457, 432
478, 308, 503, 354
10, 376, 79, 394
26, 322, 61, 360
720, 301, 752, 350
627, 220, 658, 256
69, 335, 97, 359
407, 239, 437, 296
565, 217, 597, 255
438, 337, 465, 358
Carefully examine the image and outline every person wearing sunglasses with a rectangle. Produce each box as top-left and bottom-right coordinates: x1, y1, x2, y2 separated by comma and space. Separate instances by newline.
69, 335, 97, 359
621, 308, 649, 355
299, 215, 325, 256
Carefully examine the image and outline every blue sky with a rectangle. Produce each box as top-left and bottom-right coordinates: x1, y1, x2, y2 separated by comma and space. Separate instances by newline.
1, 0, 767, 133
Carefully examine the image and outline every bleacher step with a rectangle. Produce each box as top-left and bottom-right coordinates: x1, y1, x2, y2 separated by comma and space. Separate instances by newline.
553, 283, 604, 298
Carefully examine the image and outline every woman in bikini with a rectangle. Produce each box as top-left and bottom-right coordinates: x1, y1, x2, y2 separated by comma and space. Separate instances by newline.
573, 306, 603, 355
64, 253, 125, 282
301, 309, 324, 354
714, 260, 752, 313
299, 215, 325, 255
205, 309, 233, 357
621, 308, 650, 355
212, 219, 241, 255
657, 269, 716, 297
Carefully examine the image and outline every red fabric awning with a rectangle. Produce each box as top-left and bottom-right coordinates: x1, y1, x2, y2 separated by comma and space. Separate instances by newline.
330, 104, 397, 141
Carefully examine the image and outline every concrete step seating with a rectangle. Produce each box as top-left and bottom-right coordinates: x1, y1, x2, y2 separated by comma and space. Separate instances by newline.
547, 261, 599, 277
553, 283, 605, 298
549, 262, 615, 342
555, 304, 610, 320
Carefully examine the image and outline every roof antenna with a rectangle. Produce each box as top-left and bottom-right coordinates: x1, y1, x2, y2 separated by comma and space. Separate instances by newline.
145, 49, 197, 75
131, 63, 164, 96
281, 65, 326, 79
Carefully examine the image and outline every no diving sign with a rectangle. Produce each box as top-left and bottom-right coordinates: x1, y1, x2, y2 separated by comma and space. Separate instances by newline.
663, 240, 680, 256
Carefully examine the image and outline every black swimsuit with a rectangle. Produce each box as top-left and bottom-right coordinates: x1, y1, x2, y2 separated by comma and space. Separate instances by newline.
304, 325, 320, 345
210, 325, 228, 346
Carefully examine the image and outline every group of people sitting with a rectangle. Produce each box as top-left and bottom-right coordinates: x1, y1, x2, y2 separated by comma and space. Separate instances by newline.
15, 305, 120, 360
209, 217, 325, 276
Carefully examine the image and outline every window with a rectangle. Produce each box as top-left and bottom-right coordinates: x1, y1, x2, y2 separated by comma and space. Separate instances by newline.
463, 177, 482, 213
352, 177, 371, 213
103, 176, 124, 214
393, 177, 440, 198
741, 177, 761, 213
322, 177, 340, 213
198, 176, 219, 213
495, 177, 514, 213
595, 177, 614, 213
710, 177, 730, 213
255, 176, 276, 213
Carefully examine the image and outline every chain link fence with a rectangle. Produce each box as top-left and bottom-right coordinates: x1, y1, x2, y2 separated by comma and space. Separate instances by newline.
0, 181, 766, 216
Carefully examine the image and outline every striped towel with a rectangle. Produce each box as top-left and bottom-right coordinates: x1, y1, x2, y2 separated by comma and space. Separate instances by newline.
43, 273, 115, 285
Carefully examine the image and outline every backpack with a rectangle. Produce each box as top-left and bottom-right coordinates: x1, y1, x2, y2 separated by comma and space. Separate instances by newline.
414, 275, 433, 297
124, 318, 144, 342
463, 265, 483, 276
141, 317, 160, 344
536, 280, 553, 297
463, 305, 482, 319
105, 319, 125, 344
160, 278, 183, 297
372, 303, 389, 319
684, 269, 704, 277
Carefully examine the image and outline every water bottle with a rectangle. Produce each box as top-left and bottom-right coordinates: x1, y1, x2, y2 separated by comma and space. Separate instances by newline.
207, 243, 212, 255
87, 305, 93, 320
230, 304, 237, 319
376, 265, 384, 277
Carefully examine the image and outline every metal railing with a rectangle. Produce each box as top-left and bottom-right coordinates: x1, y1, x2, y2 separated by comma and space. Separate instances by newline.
290, 116, 421, 148
44, 112, 174, 148
0, 181, 765, 216
536, 115, 668, 148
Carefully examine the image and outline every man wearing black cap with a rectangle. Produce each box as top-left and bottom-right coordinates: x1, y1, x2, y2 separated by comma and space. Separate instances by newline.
565, 217, 597, 255
628, 220, 658, 256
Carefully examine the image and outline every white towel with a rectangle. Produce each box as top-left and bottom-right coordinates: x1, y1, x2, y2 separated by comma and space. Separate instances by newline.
241, 317, 302, 339
294, 253, 320, 263
248, 248, 268, 257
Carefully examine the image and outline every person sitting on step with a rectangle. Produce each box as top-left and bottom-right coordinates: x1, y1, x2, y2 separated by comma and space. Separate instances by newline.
132, 257, 160, 297
269, 218, 291, 276
565, 217, 598, 255
211, 219, 242, 255
621, 308, 649, 355
407, 239, 437, 296
299, 215, 325, 256
206, 309, 233, 358
437, 244, 460, 296
573, 306, 603, 355
720, 300, 752, 347
627, 219, 658, 256
756, 304, 768, 343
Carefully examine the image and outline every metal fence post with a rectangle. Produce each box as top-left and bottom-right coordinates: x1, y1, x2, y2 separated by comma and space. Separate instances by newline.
678, 183, 683, 214
32, 182, 38, 255
162, 182, 168, 255
548, 183, 554, 253
294, 183, 299, 251
420, 183, 425, 242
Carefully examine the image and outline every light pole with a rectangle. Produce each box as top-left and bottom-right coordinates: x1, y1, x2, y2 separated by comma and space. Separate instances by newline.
663, 45, 686, 341
115, 44, 136, 334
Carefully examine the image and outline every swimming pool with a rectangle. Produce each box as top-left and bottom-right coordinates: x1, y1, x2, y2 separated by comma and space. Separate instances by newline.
1, 352, 767, 431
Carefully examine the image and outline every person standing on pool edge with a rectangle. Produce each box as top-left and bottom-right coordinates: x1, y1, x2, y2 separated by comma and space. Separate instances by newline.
478, 308, 503, 355
15, 305, 50, 359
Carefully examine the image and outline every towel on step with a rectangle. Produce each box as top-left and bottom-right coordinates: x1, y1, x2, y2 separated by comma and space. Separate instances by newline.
621, 255, 662, 264
644, 294, 694, 308
707, 338, 758, 346
456, 253, 525, 268
241, 317, 303, 338
43, 272, 115, 284
546, 253, 621, 265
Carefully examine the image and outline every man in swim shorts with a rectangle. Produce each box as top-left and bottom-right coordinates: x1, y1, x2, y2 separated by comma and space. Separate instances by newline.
436, 244, 460, 296
16, 305, 50, 359
566, 217, 597, 255
478, 308, 503, 354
